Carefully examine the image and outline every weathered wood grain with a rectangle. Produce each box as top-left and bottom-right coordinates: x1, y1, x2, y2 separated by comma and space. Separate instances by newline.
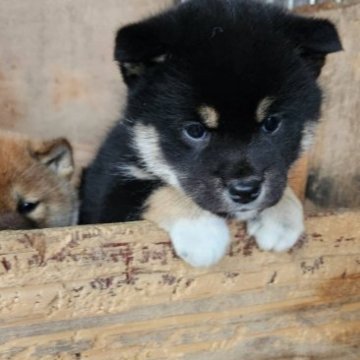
0, 212, 359, 359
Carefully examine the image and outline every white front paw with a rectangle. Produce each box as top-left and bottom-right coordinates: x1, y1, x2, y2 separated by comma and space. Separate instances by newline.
170, 215, 230, 267
247, 187, 304, 252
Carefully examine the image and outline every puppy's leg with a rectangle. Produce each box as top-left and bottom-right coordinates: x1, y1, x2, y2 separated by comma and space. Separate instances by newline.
143, 186, 230, 267
247, 186, 304, 252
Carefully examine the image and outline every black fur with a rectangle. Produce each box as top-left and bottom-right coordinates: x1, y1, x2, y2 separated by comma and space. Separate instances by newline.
79, 125, 162, 223
80, 0, 341, 224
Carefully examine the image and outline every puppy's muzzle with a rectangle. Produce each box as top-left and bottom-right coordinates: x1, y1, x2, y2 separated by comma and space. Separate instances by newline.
228, 177, 263, 204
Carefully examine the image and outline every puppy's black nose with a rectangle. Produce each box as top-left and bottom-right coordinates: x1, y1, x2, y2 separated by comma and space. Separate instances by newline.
228, 178, 262, 204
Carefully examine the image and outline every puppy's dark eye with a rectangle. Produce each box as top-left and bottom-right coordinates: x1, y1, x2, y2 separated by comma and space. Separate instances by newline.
262, 115, 282, 134
17, 201, 39, 215
183, 123, 208, 140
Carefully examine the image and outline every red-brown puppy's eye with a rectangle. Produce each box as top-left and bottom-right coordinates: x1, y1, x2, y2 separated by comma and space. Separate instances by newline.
17, 200, 39, 215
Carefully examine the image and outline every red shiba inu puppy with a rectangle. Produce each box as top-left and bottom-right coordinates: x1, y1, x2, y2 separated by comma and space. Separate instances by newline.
0, 133, 79, 230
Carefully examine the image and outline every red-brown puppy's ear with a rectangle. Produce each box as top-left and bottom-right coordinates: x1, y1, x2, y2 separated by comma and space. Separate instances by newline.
30, 138, 75, 180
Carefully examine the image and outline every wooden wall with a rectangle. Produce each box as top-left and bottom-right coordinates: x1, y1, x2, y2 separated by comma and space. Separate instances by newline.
0, 0, 173, 166
297, 2, 360, 209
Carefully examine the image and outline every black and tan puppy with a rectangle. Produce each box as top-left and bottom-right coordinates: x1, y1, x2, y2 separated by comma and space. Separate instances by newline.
80, 0, 341, 266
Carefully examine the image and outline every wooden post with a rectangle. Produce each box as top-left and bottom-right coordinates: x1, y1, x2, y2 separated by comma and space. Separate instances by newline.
297, 2, 360, 208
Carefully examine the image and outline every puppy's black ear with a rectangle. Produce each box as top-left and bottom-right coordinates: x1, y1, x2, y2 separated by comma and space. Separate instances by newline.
114, 17, 174, 86
281, 15, 342, 77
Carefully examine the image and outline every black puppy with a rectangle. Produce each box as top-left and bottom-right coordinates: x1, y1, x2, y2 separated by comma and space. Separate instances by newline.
80, 0, 341, 267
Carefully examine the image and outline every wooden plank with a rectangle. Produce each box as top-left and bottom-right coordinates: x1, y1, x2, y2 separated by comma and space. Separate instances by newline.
0, 212, 359, 359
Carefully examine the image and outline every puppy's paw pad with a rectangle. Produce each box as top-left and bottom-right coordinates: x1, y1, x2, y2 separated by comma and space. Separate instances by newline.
170, 216, 230, 267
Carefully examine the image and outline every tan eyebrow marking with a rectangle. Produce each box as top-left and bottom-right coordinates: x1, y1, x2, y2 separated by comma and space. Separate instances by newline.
256, 97, 274, 123
122, 62, 145, 76
198, 105, 219, 129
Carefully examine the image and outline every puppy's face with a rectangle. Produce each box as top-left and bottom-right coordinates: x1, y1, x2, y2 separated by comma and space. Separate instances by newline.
116, 0, 342, 219
0, 135, 78, 230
